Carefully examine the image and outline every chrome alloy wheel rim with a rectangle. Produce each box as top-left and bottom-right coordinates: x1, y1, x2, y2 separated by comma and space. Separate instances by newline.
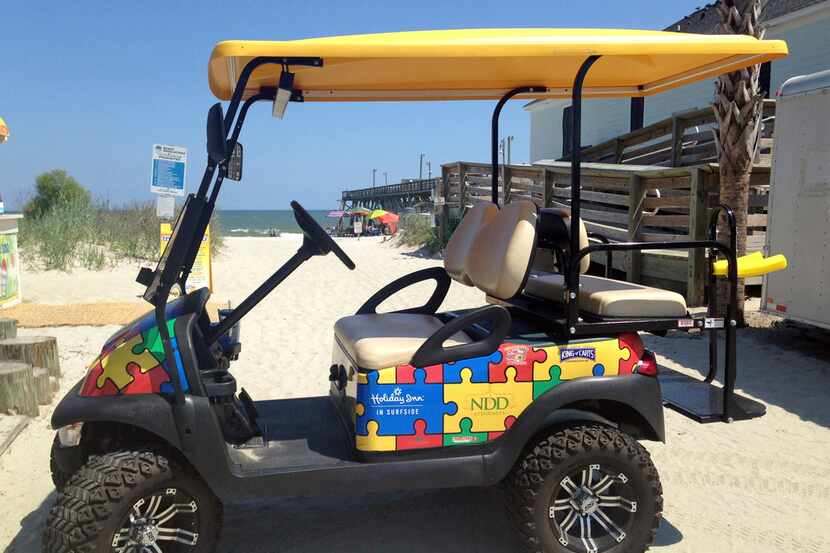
548, 464, 638, 553
112, 488, 200, 552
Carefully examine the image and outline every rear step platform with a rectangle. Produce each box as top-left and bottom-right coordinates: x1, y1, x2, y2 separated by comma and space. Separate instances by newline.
658, 367, 766, 423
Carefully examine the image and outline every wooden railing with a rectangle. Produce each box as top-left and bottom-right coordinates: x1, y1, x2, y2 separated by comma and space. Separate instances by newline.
342, 178, 438, 201
440, 160, 771, 305
560, 100, 776, 167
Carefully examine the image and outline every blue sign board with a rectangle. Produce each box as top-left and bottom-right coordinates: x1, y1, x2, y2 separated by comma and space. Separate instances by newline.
151, 144, 187, 196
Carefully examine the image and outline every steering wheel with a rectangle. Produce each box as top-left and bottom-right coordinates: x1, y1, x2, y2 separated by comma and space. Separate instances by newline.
291, 200, 355, 270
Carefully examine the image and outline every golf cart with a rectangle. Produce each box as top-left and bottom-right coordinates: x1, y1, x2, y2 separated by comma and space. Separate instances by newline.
45, 30, 787, 553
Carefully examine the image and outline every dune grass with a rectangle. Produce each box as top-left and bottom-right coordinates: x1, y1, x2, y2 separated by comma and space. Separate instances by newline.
19, 200, 224, 271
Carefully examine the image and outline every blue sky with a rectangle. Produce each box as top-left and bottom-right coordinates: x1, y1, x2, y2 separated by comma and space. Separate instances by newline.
1, 1, 704, 210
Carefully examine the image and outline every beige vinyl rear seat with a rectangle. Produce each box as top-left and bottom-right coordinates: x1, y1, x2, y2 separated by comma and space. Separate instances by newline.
525, 272, 688, 318
333, 202, 498, 370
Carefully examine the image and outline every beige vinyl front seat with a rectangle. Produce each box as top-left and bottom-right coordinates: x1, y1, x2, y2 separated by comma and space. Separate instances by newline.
525, 209, 687, 318
334, 202, 498, 369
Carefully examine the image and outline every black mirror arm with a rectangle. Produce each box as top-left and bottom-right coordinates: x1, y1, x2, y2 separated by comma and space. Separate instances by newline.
357, 267, 451, 316
410, 304, 511, 368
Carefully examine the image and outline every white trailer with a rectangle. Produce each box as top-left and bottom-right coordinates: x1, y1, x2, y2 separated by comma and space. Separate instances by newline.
762, 69, 830, 329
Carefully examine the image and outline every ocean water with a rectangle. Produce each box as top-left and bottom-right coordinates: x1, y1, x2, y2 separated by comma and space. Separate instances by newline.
216, 210, 332, 236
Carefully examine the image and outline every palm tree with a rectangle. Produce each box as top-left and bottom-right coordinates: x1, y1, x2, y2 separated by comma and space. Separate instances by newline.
713, 0, 764, 323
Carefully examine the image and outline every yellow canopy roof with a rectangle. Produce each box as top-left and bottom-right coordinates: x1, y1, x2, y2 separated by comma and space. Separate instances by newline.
209, 29, 787, 102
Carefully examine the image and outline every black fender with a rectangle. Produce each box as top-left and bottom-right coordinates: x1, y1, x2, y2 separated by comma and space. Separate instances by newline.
52, 380, 182, 449
51, 380, 237, 497
481, 374, 664, 484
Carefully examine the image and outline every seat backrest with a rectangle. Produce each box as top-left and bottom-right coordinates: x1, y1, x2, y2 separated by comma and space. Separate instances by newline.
539, 207, 590, 275
444, 202, 499, 285
467, 200, 538, 300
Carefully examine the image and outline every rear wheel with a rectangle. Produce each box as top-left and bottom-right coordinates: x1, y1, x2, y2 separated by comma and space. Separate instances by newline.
42, 449, 221, 553
506, 424, 662, 553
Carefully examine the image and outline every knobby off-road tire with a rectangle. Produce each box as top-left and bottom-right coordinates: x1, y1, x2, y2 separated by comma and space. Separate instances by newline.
42, 450, 222, 553
49, 434, 73, 491
506, 424, 662, 553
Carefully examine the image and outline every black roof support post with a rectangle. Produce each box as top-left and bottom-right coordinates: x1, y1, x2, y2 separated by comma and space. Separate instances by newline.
491, 86, 546, 205
566, 55, 601, 332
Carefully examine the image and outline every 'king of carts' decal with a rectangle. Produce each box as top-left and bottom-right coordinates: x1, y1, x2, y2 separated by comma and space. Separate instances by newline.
559, 347, 596, 362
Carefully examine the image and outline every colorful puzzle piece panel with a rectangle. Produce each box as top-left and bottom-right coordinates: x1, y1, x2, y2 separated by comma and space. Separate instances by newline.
350, 336, 640, 452
443, 367, 532, 434
81, 316, 187, 397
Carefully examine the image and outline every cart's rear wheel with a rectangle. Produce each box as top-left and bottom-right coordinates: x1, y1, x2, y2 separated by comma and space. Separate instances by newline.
506, 424, 662, 553
42, 450, 221, 553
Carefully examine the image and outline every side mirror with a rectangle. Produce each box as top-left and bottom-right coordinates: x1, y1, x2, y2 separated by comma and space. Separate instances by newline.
226, 143, 243, 181
207, 103, 227, 164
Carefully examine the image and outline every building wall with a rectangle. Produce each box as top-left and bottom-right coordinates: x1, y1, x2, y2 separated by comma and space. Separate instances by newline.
527, 4, 830, 162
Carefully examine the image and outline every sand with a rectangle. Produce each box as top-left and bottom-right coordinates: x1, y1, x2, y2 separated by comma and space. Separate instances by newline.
1, 235, 829, 553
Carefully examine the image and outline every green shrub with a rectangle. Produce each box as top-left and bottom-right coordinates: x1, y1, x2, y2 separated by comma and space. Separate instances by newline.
24, 170, 91, 219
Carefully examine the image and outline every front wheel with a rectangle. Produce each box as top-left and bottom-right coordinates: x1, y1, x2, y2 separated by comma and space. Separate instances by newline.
43, 450, 221, 553
506, 424, 662, 553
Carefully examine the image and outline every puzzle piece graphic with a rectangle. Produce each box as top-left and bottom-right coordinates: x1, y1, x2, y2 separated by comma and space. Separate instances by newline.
81, 359, 119, 396
96, 334, 161, 391
444, 417, 488, 446
135, 320, 177, 363
355, 368, 456, 436
133, 320, 189, 394
487, 415, 517, 440
356, 420, 396, 451
396, 419, 443, 450
489, 344, 547, 382
125, 362, 171, 394
444, 351, 503, 384
396, 363, 443, 384
618, 333, 644, 375
376, 367, 396, 384
443, 366, 532, 434
533, 363, 562, 399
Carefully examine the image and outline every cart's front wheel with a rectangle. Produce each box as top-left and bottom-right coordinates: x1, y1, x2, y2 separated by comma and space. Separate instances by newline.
42, 450, 221, 553
506, 425, 662, 553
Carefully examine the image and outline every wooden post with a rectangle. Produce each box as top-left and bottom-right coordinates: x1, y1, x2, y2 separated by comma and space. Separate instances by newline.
614, 138, 625, 163
543, 168, 554, 208
671, 116, 686, 167
503, 166, 513, 204
0, 362, 38, 417
687, 167, 709, 306
32, 368, 52, 405
0, 319, 17, 340
627, 175, 646, 282
0, 336, 61, 378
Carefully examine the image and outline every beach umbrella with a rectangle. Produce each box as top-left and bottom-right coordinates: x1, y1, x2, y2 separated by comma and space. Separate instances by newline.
378, 212, 399, 224
0, 117, 8, 144
347, 207, 370, 216
368, 209, 388, 220
327, 210, 345, 218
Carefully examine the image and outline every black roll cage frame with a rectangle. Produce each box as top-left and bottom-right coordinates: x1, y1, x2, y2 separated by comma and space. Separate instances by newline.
151, 53, 742, 421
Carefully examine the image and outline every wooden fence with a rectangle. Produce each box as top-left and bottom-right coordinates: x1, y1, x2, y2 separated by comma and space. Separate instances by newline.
439, 160, 771, 305
562, 100, 776, 167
